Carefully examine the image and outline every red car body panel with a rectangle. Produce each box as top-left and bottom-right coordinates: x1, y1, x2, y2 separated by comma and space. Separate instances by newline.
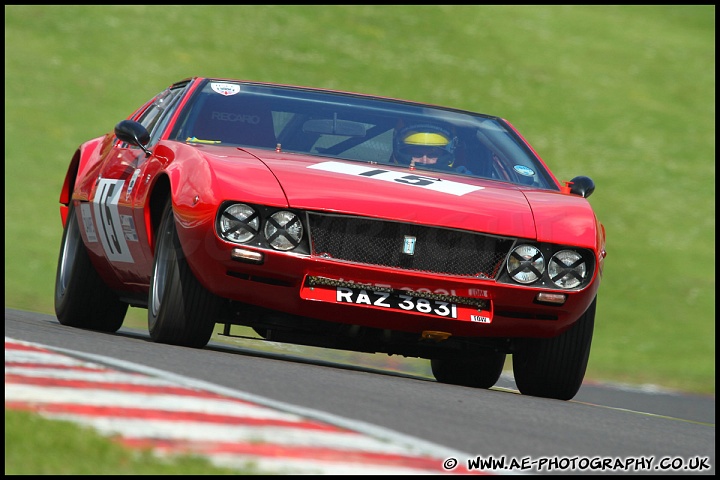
152, 147, 601, 338
523, 190, 601, 249
257, 154, 538, 238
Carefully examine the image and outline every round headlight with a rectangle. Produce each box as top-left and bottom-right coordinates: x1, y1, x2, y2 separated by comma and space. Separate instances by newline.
549, 250, 586, 289
264, 211, 303, 251
507, 244, 544, 284
219, 204, 259, 243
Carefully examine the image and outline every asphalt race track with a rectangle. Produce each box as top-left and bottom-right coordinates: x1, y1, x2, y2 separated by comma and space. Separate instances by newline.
5, 307, 715, 475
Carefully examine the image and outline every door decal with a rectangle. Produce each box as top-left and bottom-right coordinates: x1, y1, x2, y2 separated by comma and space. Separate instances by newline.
80, 203, 98, 243
93, 178, 134, 263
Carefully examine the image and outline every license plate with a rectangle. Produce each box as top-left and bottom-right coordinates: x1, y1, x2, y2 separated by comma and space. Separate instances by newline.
335, 286, 458, 318
300, 276, 493, 323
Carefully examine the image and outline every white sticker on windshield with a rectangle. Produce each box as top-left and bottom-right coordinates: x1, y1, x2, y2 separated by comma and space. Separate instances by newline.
513, 165, 535, 176
308, 161, 484, 196
210, 82, 240, 96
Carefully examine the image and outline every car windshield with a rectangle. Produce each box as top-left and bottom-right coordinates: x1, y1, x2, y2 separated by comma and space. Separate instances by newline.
169, 80, 558, 190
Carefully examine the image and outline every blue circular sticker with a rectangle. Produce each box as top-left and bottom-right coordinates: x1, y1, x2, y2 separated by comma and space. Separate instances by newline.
513, 165, 535, 177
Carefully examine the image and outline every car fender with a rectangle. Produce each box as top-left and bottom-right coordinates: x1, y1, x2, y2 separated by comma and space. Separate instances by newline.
155, 143, 289, 269
524, 190, 601, 250
160, 142, 289, 219
58, 135, 108, 226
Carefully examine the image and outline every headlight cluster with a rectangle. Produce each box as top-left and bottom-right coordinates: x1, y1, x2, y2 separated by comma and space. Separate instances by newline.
218, 203, 304, 251
548, 249, 587, 288
506, 244, 590, 289
219, 204, 259, 243
264, 211, 303, 251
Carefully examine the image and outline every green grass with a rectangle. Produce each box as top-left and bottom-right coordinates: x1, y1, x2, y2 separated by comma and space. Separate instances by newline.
4, 5, 714, 393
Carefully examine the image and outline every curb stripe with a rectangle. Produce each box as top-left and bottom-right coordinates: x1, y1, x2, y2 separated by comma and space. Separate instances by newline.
5, 402, 343, 431
10, 414, 434, 455
5, 384, 305, 420
119, 437, 473, 472
5, 374, 250, 397
5, 336, 496, 474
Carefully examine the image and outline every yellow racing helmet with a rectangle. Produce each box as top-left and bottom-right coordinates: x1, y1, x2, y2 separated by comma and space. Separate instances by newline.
394, 124, 457, 166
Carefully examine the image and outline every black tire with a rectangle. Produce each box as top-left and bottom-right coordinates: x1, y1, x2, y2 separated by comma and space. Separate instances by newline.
431, 350, 507, 389
54, 202, 128, 332
512, 296, 597, 401
148, 199, 218, 348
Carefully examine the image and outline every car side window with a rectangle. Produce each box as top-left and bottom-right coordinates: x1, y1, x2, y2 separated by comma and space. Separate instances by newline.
136, 85, 188, 147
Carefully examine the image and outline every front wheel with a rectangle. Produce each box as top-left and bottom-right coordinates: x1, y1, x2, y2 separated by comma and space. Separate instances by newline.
431, 349, 507, 389
148, 199, 218, 348
54, 202, 128, 332
512, 296, 597, 400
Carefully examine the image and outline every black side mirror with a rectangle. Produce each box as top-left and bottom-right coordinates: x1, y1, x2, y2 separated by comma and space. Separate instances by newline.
115, 120, 152, 156
568, 175, 595, 198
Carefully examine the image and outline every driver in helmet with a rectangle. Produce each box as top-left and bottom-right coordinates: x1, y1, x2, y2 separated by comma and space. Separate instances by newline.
393, 123, 468, 172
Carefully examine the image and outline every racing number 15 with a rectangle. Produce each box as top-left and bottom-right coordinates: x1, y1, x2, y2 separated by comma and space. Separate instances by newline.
359, 169, 438, 187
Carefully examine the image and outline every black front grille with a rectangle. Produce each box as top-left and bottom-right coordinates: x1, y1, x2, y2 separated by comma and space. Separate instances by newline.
307, 213, 514, 278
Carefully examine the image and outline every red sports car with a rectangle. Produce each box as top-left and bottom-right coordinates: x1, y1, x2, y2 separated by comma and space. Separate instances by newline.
55, 77, 606, 400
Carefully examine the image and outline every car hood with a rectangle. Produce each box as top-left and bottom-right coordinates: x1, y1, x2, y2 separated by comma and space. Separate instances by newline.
255, 152, 539, 239
190, 146, 598, 245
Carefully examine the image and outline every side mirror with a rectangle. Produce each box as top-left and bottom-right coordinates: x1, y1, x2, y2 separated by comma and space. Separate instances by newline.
568, 175, 595, 198
115, 120, 152, 156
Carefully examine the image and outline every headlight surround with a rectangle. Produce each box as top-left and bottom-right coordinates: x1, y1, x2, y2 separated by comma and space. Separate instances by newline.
216, 203, 309, 254
219, 203, 259, 243
549, 250, 587, 289
507, 244, 545, 284
499, 242, 594, 290
264, 211, 303, 251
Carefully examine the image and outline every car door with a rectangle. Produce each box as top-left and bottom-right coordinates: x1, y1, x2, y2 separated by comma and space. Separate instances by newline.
90, 84, 189, 289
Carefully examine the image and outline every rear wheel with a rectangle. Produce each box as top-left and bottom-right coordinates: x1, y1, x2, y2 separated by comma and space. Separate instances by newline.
512, 296, 596, 400
431, 349, 507, 389
54, 202, 128, 332
148, 199, 218, 347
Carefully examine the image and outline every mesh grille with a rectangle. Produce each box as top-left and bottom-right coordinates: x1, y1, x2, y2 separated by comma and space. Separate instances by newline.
307, 213, 514, 278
